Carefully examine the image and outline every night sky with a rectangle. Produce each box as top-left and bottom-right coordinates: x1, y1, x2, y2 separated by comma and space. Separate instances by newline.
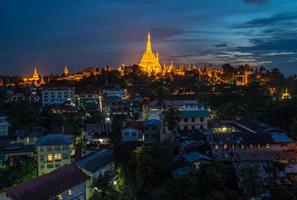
1, 0, 297, 75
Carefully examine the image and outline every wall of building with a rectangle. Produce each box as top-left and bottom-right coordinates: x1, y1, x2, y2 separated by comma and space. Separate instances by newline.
37, 144, 71, 176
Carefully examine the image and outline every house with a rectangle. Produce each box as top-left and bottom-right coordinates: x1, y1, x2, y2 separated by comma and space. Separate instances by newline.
143, 119, 161, 143
75, 149, 114, 199
0, 116, 9, 136
15, 130, 43, 145
36, 133, 74, 176
5, 164, 89, 200
75, 149, 114, 179
41, 86, 75, 107
121, 121, 144, 142
0, 143, 34, 164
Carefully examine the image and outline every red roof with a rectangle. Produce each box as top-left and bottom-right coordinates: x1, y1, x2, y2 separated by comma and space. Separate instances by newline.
122, 121, 144, 131
6, 164, 89, 200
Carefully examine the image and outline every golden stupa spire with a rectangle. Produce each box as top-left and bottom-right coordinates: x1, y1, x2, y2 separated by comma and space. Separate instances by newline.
146, 32, 152, 54
63, 65, 69, 76
32, 65, 40, 81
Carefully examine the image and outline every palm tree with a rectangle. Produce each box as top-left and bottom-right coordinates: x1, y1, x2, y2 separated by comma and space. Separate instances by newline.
241, 164, 262, 200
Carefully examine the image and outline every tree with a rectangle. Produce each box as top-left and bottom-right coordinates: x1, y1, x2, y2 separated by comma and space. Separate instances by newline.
162, 107, 178, 131
241, 164, 262, 200
90, 176, 120, 200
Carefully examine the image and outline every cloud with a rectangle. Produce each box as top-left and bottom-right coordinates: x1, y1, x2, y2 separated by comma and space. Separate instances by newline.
244, 0, 267, 4
214, 43, 228, 48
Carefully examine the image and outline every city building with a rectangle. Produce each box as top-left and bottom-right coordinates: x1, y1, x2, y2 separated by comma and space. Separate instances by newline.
121, 121, 144, 142
41, 86, 75, 107
5, 164, 89, 200
177, 110, 209, 131
139, 32, 162, 75
77, 93, 101, 111
75, 149, 114, 199
103, 96, 131, 117
0, 143, 34, 164
36, 133, 74, 176
0, 116, 9, 136
103, 84, 127, 99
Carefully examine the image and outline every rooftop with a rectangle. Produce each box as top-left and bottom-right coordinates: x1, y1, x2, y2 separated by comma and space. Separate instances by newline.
177, 110, 209, 118
75, 149, 113, 173
122, 121, 144, 131
36, 133, 73, 146
144, 119, 160, 127
6, 164, 89, 200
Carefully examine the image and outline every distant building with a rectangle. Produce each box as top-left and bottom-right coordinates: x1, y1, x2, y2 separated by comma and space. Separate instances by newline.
103, 96, 131, 117
41, 86, 75, 107
144, 119, 161, 144
0, 116, 9, 136
103, 85, 127, 98
121, 121, 144, 142
177, 110, 209, 131
78, 93, 102, 111
15, 130, 43, 145
5, 164, 89, 200
36, 133, 74, 176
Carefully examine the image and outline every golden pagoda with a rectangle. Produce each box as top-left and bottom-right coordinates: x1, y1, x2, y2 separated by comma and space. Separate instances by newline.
63, 65, 69, 76
32, 66, 40, 81
139, 32, 162, 74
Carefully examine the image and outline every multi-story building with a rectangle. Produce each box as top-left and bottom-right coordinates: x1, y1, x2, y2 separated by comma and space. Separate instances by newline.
177, 110, 209, 131
6, 164, 89, 200
121, 121, 144, 142
0, 116, 9, 136
103, 84, 127, 98
36, 133, 74, 176
77, 93, 102, 111
103, 96, 131, 117
41, 86, 75, 107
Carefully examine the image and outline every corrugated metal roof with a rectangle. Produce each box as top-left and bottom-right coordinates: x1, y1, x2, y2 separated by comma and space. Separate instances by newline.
36, 133, 73, 146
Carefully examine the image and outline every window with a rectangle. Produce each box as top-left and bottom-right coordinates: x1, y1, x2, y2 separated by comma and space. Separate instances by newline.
39, 155, 44, 161
214, 144, 219, 150
55, 146, 60, 150
223, 144, 228, 150
132, 132, 136, 137
39, 147, 44, 152
47, 154, 53, 162
192, 126, 195, 130
47, 164, 54, 168
63, 154, 69, 159
55, 153, 61, 161
63, 146, 69, 150
266, 144, 270, 148
191, 118, 195, 122
40, 165, 44, 169
184, 118, 188, 123
200, 117, 204, 122
55, 164, 61, 168
47, 146, 52, 151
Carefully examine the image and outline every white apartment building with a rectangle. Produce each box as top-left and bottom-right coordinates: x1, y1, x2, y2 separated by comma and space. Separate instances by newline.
41, 87, 75, 107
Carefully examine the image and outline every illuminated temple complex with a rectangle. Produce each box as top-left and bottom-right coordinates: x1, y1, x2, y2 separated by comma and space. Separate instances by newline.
139, 32, 162, 74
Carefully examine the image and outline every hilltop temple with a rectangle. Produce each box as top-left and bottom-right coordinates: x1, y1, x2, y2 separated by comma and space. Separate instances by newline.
139, 32, 162, 74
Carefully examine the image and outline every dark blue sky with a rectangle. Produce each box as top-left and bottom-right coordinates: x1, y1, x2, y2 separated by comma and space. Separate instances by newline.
1, 0, 297, 75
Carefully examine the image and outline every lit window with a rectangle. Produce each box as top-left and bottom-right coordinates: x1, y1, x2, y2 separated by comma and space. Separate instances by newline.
223, 144, 228, 150
266, 144, 270, 148
47, 154, 53, 162
214, 144, 219, 150
55, 153, 61, 161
